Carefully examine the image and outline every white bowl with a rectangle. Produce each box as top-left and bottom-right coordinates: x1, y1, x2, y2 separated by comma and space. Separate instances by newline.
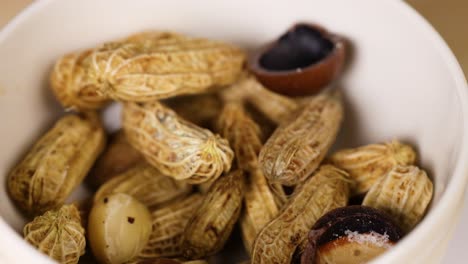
0, 0, 467, 263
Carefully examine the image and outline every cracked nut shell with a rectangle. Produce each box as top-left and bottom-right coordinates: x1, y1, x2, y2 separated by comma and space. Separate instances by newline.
249, 23, 346, 96
301, 206, 402, 264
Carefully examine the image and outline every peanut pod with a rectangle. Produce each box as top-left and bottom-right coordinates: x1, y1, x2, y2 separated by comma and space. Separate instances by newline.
87, 31, 246, 102
50, 50, 110, 110
328, 140, 416, 195
251, 165, 350, 264
123, 101, 234, 184
363, 165, 433, 232
138, 194, 203, 259
215, 102, 285, 253
220, 77, 299, 124
23, 204, 85, 264
259, 91, 343, 186
8, 114, 105, 215
182, 170, 244, 259
94, 163, 192, 209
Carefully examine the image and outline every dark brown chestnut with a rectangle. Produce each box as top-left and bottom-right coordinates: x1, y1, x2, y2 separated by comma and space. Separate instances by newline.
301, 206, 402, 264
249, 23, 346, 96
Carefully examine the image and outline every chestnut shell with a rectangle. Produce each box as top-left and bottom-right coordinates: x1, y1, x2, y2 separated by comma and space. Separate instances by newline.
249, 23, 346, 96
301, 206, 403, 264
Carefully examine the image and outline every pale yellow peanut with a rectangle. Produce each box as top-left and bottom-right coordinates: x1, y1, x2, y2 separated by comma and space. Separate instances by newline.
23, 205, 85, 264
94, 163, 192, 209
8, 113, 105, 215
251, 165, 350, 264
329, 140, 416, 195
259, 91, 343, 186
226, 77, 300, 124
50, 50, 110, 110
182, 170, 244, 259
87, 31, 245, 101
138, 194, 203, 259
215, 101, 285, 254
122, 101, 233, 184
363, 165, 433, 232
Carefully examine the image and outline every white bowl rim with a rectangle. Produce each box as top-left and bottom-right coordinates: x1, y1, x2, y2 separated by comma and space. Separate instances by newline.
0, 0, 467, 263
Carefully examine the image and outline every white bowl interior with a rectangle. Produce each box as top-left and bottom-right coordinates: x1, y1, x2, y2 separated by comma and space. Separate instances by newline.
0, 0, 466, 263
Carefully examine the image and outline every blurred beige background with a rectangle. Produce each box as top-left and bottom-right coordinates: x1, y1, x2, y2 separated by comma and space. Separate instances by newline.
0, 0, 467, 75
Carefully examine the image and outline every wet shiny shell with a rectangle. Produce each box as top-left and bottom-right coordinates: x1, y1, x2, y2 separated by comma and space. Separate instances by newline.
23, 204, 85, 264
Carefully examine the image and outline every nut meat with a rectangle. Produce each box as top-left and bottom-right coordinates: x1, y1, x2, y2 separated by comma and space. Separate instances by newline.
138, 194, 203, 259
259, 92, 343, 186
328, 140, 416, 195
182, 170, 244, 259
94, 163, 192, 209
363, 165, 433, 232
23, 204, 85, 264
8, 114, 105, 215
251, 165, 350, 264
123, 101, 234, 184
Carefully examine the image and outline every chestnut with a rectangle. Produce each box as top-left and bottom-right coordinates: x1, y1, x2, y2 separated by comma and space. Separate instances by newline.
249, 23, 346, 96
301, 206, 402, 264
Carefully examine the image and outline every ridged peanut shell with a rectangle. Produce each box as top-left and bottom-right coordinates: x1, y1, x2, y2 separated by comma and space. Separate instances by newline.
216, 101, 263, 170
138, 194, 203, 259
220, 77, 299, 124
182, 170, 244, 259
50, 50, 109, 110
23, 204, 85, 264
215, 102, 284, 253
122, 101, 233, 184
8, 114, 105, 215
362, 165, 433, 232
329, 140, 416, 195
94, 163, 192, 209
259, 92, 343, 186
251, 165, 350, 264
87, 31, 245, 101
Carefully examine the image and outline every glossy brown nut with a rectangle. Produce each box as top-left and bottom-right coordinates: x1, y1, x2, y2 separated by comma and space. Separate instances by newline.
249, 23, 346, 96
301, 206, 402, 264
